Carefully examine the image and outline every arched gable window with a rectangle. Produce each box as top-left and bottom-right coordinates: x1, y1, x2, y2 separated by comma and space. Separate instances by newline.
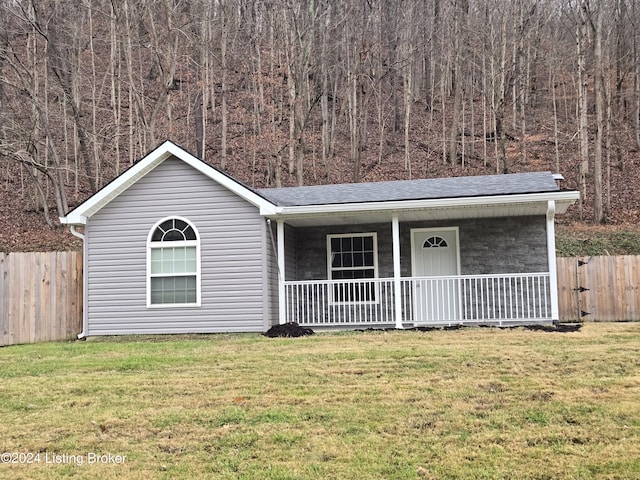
147, 217, 200, 307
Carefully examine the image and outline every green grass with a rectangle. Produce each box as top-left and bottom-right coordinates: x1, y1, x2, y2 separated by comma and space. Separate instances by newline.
556, 226, 640, 256
0, 324, 639, 479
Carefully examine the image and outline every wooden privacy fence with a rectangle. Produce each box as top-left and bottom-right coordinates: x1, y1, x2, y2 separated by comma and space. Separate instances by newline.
0, 252, 637, 346
557, 255, 640, 322
0, 252, 82, 346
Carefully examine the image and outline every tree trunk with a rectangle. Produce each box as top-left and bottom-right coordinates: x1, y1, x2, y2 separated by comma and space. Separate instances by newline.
497, 13, 508, 174
577, 4, 590, 218
221, 5, 229, 169
592, 2, 604, 223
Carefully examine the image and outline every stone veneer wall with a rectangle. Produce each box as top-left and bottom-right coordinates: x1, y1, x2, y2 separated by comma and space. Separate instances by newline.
291, 216, 548, 281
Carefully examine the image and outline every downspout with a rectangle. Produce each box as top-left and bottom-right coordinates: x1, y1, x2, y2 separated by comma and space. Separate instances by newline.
546, 201, 560, 323
70, 225, 88, 339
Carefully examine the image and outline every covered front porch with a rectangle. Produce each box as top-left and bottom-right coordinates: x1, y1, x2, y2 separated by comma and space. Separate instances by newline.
269, 195, 569, 329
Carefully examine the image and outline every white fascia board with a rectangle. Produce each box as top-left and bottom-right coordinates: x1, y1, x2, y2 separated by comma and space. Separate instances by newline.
268, 190, 580, 219
59, 214, 87, 225
60, 141, 277, 225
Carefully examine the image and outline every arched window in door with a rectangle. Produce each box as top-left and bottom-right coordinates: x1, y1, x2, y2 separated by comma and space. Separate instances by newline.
422, 236, 448, 248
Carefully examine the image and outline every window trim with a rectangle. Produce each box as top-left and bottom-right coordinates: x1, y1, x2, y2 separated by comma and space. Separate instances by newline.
326, 232, 379, 305
146, 216, 201, 308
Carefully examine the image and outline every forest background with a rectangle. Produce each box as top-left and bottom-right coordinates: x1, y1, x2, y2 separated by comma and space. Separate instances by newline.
1, 0, 639, 254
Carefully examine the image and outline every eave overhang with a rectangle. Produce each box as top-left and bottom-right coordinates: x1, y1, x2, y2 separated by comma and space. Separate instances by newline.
262, 190, 580, 227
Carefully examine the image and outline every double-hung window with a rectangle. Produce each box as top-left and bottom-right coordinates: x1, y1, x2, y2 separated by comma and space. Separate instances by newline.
327, 233, 378, 303
147, 217, 200, 307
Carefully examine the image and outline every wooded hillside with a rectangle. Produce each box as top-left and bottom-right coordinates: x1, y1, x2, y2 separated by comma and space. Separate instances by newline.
2, 0, 640, 251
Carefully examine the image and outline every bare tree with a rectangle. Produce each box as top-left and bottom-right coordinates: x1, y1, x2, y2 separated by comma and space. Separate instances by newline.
576, 0, 590, 218
0, 0, 69, 224
590, 1, 605, 223
447, 0, 469, 165
2, 0, 640, 229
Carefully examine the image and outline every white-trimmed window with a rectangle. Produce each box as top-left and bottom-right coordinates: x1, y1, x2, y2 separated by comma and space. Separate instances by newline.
147, 217, 200, 307
327, 233, 378, 303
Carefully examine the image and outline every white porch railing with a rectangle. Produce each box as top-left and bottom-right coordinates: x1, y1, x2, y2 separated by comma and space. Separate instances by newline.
283, 278, 397, 326
283, 273, 552, 327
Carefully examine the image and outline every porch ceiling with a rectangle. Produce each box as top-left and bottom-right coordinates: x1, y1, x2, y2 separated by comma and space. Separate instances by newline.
272, 197, 576, 227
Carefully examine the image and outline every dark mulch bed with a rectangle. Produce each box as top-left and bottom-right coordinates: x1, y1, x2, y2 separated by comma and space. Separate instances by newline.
356, 323, 583, 333
264, 322, 581, 337
263, 322, 315, 338
523, 323, 582, 333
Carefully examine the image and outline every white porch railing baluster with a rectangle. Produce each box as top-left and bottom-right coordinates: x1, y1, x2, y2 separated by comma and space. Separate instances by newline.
492, 277, 497, 321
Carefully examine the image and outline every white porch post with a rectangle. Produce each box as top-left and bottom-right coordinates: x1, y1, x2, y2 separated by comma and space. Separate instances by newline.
546, 200, 559, 321
277, 219, 287, 325
392, 215, 403, 329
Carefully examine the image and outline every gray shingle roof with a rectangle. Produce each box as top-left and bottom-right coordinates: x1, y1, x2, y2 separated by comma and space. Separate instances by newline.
258, 172, 560, 207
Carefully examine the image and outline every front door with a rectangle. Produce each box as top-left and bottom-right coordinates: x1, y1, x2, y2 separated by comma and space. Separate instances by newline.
411, 228, 460, 323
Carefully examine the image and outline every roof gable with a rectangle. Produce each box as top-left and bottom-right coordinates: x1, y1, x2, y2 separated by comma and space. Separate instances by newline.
60, 141, 277, 225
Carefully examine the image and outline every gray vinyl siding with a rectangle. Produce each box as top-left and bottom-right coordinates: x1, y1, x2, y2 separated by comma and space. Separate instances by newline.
85, 156, 267, 335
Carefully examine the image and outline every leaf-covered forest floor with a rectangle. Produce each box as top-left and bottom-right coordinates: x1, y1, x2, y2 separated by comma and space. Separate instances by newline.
3, 140, 640, 255
3, 106, 640, 255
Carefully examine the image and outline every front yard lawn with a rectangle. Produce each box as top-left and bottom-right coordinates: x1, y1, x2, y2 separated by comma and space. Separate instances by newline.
0, 323, 639, 479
